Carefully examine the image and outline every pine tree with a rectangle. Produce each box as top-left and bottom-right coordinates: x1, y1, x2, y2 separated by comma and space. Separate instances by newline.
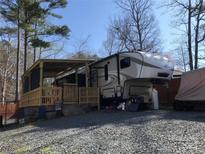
0, 0, 70, 100
29, 0, 70, 61
0, 0, 21, 101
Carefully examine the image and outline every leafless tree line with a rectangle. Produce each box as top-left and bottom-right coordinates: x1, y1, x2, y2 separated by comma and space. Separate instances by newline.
103, 0, 161, 55
0, 33, 32, 103
167, 0, 205, 71
0, 42, 16, 103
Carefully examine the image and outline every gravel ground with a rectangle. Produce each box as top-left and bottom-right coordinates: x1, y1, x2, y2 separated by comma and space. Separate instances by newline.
1, 110, 205, 153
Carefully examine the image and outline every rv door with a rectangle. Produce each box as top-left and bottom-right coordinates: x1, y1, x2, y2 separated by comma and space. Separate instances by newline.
91, 69, 98, 87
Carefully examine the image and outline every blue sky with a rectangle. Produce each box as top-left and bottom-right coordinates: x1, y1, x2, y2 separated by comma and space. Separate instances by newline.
54, 0, 174, 57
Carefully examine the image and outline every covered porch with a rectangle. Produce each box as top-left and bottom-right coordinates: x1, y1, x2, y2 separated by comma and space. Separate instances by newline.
20, 59, 99, 109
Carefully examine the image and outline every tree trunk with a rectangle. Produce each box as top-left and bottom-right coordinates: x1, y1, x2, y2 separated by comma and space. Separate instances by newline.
24, 30, 28, 72
194, 16, 200, 70
39, 48, 42, 59
2, 71, 7, 104
181, 46, 187, 72
24, 6, 28, 73
136, 13, 143, 51
194, 0, 203, 70
33, 18, 37, 63
33, 47, 36, 63
3, 53, 9, 103
188, 0, 193, 70
15, 0, 20, 101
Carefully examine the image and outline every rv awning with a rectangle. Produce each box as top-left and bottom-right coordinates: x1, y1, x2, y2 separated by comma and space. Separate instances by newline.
175, 68, 205, 101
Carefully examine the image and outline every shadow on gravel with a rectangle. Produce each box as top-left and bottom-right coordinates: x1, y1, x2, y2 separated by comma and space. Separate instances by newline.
0, 124, 23, 132
1, 111, 152, 133
2, 110, 205, 133
27, 110, 205, 131
31, 111, 154, 131
160, 110, 205, 123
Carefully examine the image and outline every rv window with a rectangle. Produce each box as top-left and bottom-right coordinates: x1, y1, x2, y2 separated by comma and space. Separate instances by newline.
120, 57, 130, 69
104, 64, 108, 80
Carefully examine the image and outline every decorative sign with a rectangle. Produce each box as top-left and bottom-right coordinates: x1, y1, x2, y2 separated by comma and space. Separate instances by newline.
55, 101, 62, 111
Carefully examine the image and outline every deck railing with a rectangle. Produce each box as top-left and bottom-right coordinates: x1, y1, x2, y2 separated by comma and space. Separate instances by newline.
63, 84, 79, 104
42, 87, 62, 106
79, 87, 100, 104
20, 87, 62, 108
20, 85, 99, 109
63, 84, 100, 107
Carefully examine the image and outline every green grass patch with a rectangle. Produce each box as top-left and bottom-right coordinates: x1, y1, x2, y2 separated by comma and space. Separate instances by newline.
15, 146, 30, 154
40, 145, 56, 154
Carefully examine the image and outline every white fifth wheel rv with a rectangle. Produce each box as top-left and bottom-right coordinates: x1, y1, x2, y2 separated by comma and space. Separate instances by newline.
89, 52, 174, 109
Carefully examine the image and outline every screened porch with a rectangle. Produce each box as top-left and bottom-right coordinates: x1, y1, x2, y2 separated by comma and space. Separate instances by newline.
20, 59, 99, 108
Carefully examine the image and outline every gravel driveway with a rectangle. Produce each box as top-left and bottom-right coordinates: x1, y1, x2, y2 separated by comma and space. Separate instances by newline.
1, 110, 205, 153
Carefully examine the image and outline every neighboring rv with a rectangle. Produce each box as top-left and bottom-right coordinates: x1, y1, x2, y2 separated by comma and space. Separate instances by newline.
174, 68, 205, 110
89, 52, 174, 108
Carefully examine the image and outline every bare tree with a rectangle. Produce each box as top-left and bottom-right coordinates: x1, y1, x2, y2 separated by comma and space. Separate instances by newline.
37, 42, 65, 59
0, 41, 16, 103
67, 35, 99, 60
192, 0, 205, 69
188, 0, 194, 70
104, 0, 161, 53
73, 35, 91, 52
165, 0, 205, 70
175, 43, 189, 72
111, 16, 137, 52
103, 27, 118, 56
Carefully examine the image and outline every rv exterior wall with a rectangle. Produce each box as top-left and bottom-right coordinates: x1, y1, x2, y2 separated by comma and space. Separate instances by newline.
120, 52, 173, 80
89, 52, 173, 106
91, 55, 119, 98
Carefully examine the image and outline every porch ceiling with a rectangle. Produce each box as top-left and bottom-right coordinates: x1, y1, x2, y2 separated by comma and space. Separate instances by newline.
23, 59, 95, 78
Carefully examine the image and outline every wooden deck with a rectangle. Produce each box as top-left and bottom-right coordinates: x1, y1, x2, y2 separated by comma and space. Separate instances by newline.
20, 85, 100, 109
20, 87, 62, 108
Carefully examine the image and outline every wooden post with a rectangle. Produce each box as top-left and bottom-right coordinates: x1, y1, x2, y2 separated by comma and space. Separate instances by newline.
39, 62, 43, 105
97, 88, 100, 111
40, 62, 43, 87
85, 62, 89, 104
75, 68, 80, 104
28, 73, 31, 92
85, 62, 89, 88
78, 87, 81, 104
22, 76, 24, 95
75, 68, 78, 85
86, 87, 88, 104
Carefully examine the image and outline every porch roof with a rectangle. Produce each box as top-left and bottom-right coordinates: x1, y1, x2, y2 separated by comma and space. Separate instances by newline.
23, 59, 95, 78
